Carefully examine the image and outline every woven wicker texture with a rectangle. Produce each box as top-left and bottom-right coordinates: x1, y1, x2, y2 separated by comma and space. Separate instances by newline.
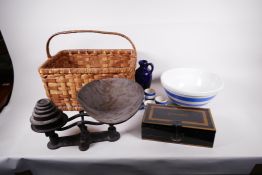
39, 30, 137, 111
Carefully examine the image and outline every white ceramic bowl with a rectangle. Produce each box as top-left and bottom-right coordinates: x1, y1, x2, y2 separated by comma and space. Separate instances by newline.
161, 68, 224, 107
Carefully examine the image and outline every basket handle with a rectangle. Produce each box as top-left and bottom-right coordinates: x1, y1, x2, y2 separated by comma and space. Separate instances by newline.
46, 30, 137, 58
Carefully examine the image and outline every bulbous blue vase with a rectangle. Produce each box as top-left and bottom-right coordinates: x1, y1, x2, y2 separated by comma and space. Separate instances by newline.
135, 60, 154, 89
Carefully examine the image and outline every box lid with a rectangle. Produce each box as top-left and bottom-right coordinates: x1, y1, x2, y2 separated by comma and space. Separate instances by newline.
143, 104, 216, 131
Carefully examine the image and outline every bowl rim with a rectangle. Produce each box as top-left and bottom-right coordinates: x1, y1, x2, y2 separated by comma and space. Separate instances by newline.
161, 67, 224, 97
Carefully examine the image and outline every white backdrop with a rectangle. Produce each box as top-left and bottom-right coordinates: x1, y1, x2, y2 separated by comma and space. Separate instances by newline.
0, 0, 262, 174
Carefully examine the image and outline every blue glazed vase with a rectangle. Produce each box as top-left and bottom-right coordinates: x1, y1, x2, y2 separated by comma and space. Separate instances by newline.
135, 60, 154, 89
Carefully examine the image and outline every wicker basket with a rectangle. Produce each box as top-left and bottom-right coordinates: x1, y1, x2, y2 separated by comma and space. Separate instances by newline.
39, 30, 137, 111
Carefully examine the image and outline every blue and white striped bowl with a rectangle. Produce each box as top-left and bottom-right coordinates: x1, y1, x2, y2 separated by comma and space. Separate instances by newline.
164, 89, 215, 107
161, 68, 223, 107
155, 95, 169, 105
144, 88, 156, 100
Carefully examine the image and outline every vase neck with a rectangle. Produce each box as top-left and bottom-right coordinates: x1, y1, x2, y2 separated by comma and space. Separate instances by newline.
139, 60, 148, 67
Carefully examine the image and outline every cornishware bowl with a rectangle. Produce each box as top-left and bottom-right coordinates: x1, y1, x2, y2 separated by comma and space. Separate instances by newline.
78, 78, 144, 124
161, 68, 224, 107
155, 96, 168, 105
144, 88, 156, 100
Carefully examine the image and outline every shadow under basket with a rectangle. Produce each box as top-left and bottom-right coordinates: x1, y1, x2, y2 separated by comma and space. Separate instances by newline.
39, 30, 137, 111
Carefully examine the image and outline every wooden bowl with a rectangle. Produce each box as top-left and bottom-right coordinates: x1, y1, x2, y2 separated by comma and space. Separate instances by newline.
78, 78, 144, 124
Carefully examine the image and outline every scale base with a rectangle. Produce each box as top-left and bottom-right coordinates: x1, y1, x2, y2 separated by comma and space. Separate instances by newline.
46, 125, 120, 151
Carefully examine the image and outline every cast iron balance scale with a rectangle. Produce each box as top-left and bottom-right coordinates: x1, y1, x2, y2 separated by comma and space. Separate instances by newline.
30, 78, 144, 151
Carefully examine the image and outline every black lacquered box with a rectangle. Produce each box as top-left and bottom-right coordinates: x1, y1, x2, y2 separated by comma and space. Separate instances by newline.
142, 104, 216, 147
